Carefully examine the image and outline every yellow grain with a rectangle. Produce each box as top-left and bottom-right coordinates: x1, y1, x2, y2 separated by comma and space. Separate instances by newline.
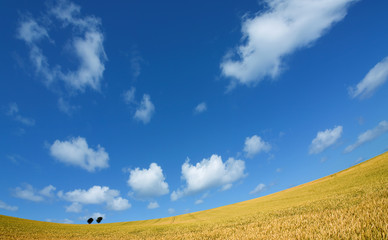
1, 152, 387, 239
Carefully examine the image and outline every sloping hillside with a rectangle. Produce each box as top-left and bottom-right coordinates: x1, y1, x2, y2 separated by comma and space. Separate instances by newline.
1, 151, 387, 239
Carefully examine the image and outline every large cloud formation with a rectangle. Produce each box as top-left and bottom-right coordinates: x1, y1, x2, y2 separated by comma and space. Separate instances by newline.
17, 0, 106, 92
221, 0, 357, 89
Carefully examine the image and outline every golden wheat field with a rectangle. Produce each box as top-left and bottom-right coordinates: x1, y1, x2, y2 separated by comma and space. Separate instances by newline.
1, 152, 387, 239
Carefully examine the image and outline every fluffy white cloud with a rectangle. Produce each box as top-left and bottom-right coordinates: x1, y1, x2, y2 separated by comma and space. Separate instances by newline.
345, 121, 388, 153
127, 163, 169, 199
50, 137, 109, 172
107, 197, 131, 211
349, 57, 388, 99
171, 155, 246, 201
309, 126, 343, 154
13, 184, 55, 202
59, 185, 131, 211
134, 94, 155, 124
221, 0, 357, 88
249, 183, 266, 195
243, 135, 271, 158
66, 202, 82, 213
194, 102, 207, 114
59, 186, 118, 204
0, 200, 18, 211
147, 201, 159, 209
6, 103, 35, 126
63, 31, 106, 91
17, 0, 106, 92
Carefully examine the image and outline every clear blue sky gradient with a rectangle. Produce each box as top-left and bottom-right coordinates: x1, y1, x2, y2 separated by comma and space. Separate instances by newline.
1, 0, 388, 223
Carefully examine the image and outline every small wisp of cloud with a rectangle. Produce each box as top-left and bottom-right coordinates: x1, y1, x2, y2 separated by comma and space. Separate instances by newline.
249, 183, 266, 195
194, 102, 207, 114
349, 57, 388, 99
345, 120, 388, 153
0, 200, 18, 211
6, 103, 35, 126
309, 126, 343, 154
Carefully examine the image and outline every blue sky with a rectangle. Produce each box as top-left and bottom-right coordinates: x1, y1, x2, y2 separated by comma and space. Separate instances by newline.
1, 0, 388, 224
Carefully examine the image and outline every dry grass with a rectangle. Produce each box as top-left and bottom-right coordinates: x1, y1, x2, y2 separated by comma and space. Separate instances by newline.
1, 152, 387, 239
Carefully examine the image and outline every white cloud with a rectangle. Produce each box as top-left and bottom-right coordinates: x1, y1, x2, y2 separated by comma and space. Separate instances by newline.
130, 50, 143, 80
195, 199, 204, 205
7, 103, 19, 116
60, 185, 118, 204
60, 185, 130, 211
39, 185, 56, 198
127, 163, 169, 199
168, 208, 175, 214
194, 102, 207, 114
349, 57, 388, 99
345, 121, 388, 153
123, 87, 136, 104
171, 155, 246, 201
17, 18, 49, 44
243, 135, 271, 158
13, 184, 55, 202
221, 183, 233, 191
221, 0, 357, 88
63, 218, 74, 224
17, 0, 107, 92
134, 94, 155, 124
62, 31, 106, 91
50, 137, 109, 172
66, 202, 82, 213
249, 183, 266, 195
147, 201, 159, 209
0, 200, 18, 211
58, 97, 79, 115
107, 197, 131, 211
6, 103, 35, 126
46, 218, 74, 224
309, 126, 343, 154
354, 157, 363, 164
